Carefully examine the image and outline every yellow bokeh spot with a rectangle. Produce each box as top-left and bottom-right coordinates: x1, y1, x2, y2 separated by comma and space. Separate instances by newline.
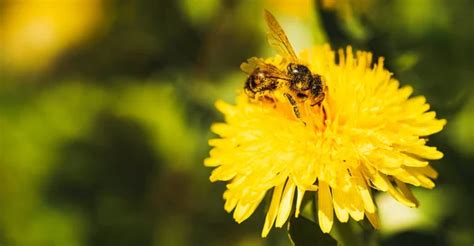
0, 0, 103, 73
264, 0, 314, 19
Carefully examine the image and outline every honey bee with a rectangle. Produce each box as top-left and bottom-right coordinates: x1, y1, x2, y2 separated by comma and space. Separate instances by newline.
241, 10, 326, 120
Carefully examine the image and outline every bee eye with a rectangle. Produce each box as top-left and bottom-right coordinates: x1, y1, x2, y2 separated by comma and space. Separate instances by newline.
250, 80, 258, 88
287, 63, 298, 74
299, 65, 309, 73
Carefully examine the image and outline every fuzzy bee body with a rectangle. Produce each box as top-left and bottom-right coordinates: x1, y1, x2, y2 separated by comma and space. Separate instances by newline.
241, 10, 327, 121
244, 68, 279, 99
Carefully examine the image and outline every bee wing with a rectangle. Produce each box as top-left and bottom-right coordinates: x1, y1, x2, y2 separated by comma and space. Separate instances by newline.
240, 57, 290, 79
264, 10, 298, 62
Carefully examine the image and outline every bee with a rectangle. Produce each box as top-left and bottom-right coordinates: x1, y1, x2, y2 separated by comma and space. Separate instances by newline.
241, 10, 326, 120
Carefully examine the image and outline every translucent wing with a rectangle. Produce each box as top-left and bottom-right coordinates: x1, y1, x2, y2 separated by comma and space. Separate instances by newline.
240, 57, 290, 80
264, 10, 298, 61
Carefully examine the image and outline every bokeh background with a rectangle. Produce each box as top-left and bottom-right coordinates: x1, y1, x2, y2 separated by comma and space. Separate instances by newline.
0, 0, 473, 245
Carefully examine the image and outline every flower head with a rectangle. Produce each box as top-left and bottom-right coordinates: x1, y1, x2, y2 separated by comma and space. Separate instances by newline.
205, 44, 446, 237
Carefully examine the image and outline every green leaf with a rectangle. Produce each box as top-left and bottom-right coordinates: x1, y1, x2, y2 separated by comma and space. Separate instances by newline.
287, 216, 337, 246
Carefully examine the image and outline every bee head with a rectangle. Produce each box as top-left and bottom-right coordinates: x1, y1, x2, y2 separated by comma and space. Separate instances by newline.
287, 63, 309, 75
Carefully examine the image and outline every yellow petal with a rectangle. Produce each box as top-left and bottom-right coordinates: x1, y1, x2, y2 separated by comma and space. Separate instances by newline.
415, 174, 436, 189
261, 182, 284, 237
369, 171, 389, 191
365, 211, 380, 229
318, 181, 334, 233
295, 187, 306, 218
234, 202, 252, 223
401, 154, 429, 167
415, 165, 438, 179
224, 190, 238, 212
347, 187, 365, 221
395, 179, 419, 207
204, 157, 219, 167
215, 100, 233, 114
210, 166, 236, 181
394, 169, 421, 186
332, 188, 349, 222
382, 174, 417, 207
355, 173, 376, 213
210, 122, 229, 135
402, 145, 444, 160
276, 180, 296, 227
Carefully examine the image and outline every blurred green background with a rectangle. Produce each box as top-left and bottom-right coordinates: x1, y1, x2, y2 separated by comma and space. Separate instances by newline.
0, 0, 473, 245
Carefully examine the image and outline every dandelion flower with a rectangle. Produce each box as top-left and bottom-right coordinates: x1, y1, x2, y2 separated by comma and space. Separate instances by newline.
205, 44, 446, 237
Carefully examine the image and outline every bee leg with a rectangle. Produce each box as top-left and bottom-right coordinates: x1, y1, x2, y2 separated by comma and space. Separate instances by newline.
284, 93, 300, 118
284, 93, 306, 125
310, 94, 324, 106
262, 95, 275, 104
